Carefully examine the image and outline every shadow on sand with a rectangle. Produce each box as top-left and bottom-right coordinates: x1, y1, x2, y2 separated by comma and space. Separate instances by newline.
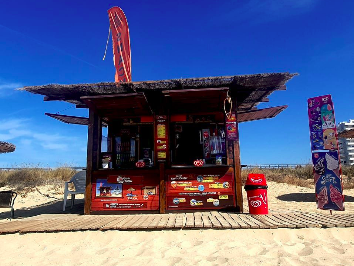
0, 199, 84, 221
277, 193, 354, 202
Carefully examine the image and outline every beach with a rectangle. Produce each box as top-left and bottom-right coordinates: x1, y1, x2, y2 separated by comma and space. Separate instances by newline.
1, 181, 354, 265
1, 228, 354, 265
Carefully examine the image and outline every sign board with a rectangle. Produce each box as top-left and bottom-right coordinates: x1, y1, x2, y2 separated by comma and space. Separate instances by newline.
226, 113, 237, 141
166, 169, 235, 210
91, 175, 159, 211
307, 95, 344, 211
155, 115, 168, 162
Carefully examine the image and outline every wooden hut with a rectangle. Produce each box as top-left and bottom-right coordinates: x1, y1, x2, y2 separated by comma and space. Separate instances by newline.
21, 72, 296, 214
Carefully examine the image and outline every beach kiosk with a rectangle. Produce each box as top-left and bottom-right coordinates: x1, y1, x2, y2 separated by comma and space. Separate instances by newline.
22, 72, 296, 214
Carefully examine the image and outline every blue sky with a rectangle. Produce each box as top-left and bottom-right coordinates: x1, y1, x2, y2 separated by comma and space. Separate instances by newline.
1, 0, 354, 167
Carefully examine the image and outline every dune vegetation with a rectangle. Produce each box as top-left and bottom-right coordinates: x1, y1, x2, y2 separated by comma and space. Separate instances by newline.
1, 165, 353, 195
242, 165, 354, 189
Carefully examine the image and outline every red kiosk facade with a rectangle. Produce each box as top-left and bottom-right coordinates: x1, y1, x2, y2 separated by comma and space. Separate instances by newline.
22, 73, 296, 214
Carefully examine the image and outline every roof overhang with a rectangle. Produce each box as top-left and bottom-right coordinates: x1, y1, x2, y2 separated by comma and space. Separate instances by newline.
238, 105, 288, 123
46, 105, 288, 125
45, 113, 107, 127
19, 72, 297, 113
21, 72, 297, 124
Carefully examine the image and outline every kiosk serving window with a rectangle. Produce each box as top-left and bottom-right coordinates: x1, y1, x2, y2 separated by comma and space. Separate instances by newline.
101, 121, 154, 169
171, 121, 227, 166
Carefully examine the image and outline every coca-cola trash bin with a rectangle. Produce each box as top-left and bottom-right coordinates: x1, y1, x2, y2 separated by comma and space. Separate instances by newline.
244, 173, 268, 214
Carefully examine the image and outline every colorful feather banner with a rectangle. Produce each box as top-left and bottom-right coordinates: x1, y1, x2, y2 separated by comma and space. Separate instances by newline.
108, 7, 132, 82
308, 95, 344, 211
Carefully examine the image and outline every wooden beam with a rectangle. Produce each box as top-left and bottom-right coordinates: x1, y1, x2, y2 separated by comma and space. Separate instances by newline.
84, 109, 102, 215
81, 93, 139, 100
162, 87, 229, 94
44, 96, 65, 101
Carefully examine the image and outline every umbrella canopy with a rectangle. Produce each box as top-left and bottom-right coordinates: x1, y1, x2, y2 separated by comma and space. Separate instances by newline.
0, 141, 16, 154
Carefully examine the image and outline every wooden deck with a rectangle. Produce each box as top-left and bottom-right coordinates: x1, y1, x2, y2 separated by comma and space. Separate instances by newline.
1, 211, 354, 234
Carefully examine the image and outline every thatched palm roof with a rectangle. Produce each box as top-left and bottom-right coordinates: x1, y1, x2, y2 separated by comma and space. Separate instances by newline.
0, 141, 16, 154
20, 72, 297, 111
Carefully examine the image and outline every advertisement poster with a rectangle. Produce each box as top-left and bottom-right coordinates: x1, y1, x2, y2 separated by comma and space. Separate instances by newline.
166, 170, 235, 210
155, 115, 168, 162
91, 175, 159, 211
312, 151, 344, 210
202, 129, 211, 159
157, 124, 166, 138
96, 179, 122, 198
308, 95, 338, 151
226, 113, 237, 141
308, 95, 344, 211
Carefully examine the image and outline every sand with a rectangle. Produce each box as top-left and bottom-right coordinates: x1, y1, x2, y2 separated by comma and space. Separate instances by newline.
1, 181, 354, 265
1, 228, 354, 266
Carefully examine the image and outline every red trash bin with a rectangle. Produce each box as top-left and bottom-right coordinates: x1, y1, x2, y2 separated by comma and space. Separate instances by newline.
244, 173, 268, 215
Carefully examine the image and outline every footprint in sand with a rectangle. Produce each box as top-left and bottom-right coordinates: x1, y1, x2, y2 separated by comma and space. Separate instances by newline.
323, 245, 345, 255
206, 256, 217, 262
298, 246, 313, 256
95, 247, 110, 255
194, 240, 204, 246
215, 257, 229, 264
259, 248, 269, 255
167, 257, 182, 266
298, 242, 314, 256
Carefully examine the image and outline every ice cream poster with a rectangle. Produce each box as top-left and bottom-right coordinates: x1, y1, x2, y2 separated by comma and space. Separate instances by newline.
308, 95, 338, 151
226, 113, 237, 141
96, 179, 123, 198
308, 95, 344, 211
312, 151, 344, 210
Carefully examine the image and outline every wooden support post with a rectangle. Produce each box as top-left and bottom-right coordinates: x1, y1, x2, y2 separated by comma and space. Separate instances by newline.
154, 108, 168, 214
85, 109, 102, 215
159, 162, 166, 214
233, 119, 243, 213
226, 95, 243, 213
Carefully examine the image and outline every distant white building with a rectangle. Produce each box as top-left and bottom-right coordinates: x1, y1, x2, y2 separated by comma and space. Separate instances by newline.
338, 119, 354, 165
